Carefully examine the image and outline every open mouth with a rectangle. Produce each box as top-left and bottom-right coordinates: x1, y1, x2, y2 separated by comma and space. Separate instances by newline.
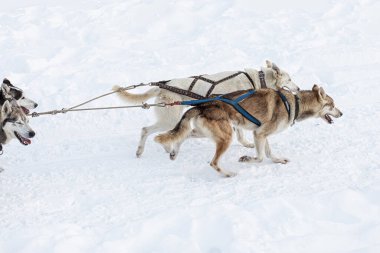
21, 107, 30, 114
14, 131, 31, 145
324, 114, 333, 124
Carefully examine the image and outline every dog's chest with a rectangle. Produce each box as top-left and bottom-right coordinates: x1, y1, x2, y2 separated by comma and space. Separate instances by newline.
272, 120, 290, 134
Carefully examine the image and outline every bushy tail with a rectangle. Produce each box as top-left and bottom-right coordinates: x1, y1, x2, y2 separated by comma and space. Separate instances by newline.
155, 108, 201, 147
112, 85, 160, 104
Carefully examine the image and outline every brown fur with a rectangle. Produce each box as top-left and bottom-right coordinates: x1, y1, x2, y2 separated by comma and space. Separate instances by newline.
155, 85, 343, 177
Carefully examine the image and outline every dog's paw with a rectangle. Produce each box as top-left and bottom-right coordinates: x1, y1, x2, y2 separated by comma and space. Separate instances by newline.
169, 151, 178, 160
272, 157, 290, 164
223, 171, 237, 178
239, 156, 263, 163
136, 146, 144, 158
239, 155, 252, 162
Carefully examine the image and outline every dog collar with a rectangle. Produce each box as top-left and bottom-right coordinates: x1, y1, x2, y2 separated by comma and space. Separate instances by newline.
292, 94, 300, 126
276, 90, 291, 122
258, 71, 267, 88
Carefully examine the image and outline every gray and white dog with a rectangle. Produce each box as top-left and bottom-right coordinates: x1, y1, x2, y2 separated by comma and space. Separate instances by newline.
0, 100, 36, 152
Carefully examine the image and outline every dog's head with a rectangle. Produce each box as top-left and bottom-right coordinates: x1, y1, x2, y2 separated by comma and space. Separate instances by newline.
297, 85, 343, 124
2, 78, 38, 114
311, 84, 343, 124
1, 100, 35, 145
265, 60, 300, 92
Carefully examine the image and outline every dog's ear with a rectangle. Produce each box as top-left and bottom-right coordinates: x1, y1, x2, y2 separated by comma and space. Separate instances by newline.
3, 78, 11, 85
1, 100, 12, 116
312, 84, 326, 101
319, 87, 327, 100
266, 60, 281, 79
272, 63, 281, 76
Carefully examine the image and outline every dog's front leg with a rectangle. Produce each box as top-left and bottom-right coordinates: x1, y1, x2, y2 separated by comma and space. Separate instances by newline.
265, 139, 290, 164
239, 131, 265, 163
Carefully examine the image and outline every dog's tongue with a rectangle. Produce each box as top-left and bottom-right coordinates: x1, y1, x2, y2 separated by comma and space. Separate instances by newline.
21, 107, 30, 114
21, 137, 31, 145
325, 114, 333, 124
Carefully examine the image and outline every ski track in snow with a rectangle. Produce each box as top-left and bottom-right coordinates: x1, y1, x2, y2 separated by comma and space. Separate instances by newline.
1, 0, 380, 252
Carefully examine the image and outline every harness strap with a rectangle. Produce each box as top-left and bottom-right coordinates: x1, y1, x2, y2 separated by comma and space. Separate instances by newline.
180, 90, 261, 126
151, 81, 206, 100
205, 71, 251, 97
188, 71, 256, 97
188, 76, 201, 92
293, 94, 300, 125
241, 72, 255, 88
276, 90, 291, 121
258, 71, 267, 88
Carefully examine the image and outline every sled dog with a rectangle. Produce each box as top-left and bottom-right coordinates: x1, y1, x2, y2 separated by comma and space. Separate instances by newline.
113, 60, 299, 157
1, 78, 38, 114
0, 100, 36, 151
155, 85, 343, 177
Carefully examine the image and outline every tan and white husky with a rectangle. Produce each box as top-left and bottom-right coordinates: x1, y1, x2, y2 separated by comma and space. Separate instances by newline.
113, 60, 299, 157
155, 85, 343, 177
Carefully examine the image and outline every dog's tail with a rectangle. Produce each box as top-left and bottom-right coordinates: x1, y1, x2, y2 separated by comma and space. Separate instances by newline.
155, 108, 201, 148
112, 85, 160, 104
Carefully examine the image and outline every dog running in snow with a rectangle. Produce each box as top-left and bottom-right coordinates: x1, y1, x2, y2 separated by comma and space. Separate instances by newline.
155, 85, 343, 177
0, 100, 36, 152
113, 60, 299, 158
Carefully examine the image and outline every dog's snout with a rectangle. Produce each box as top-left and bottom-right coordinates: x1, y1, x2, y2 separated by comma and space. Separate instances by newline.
29, 131, 35, 138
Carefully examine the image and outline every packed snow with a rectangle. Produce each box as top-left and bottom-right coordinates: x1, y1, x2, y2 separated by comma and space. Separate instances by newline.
1, 0, 380, 252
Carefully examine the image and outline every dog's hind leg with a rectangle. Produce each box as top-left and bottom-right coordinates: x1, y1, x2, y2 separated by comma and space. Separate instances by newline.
137, 123, 168, 157
203, 120, 235, 177
234, 127, 255, 148
136, 94, 184, 157
265, 139, 289, 164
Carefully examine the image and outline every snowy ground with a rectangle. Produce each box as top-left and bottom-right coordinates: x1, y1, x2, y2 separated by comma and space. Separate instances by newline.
1, 0, 380, 252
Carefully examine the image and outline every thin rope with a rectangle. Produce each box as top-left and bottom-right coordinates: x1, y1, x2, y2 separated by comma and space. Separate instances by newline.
66, 83, 150, 111
29, 103, 168, 117
28, 82, 156, 117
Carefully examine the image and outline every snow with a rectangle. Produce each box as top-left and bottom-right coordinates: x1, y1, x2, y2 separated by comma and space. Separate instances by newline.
1, 0, 380, 252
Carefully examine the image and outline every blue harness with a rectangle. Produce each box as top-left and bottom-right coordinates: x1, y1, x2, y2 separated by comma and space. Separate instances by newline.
179, 89, 292, 127
180, 89, 262, 126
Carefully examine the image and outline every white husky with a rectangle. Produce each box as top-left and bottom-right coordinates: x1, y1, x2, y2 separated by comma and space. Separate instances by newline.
113, 60, 299, 157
